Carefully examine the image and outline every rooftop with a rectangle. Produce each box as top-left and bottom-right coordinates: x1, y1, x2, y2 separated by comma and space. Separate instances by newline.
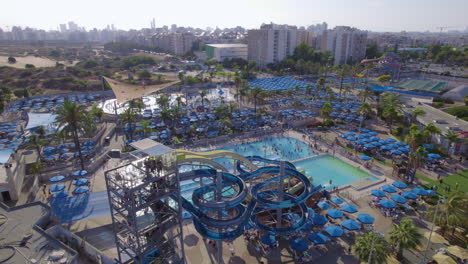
205, 43, 247, 48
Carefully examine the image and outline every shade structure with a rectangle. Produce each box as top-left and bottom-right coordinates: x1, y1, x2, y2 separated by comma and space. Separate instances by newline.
379, 199, 396, 208
290, 238, 308, 252
357, 214, 375, 224
359, 155, 371, 161
426, 190, 437, 196
385, 138, 397, 143
53, 190, 68, 198
50, 175, 65, 182
72, 170, 88, 177
401, 191, 418, 200
371, 189, 387, 197
382, 185, 397, 193
73, 186, 90, 194
301, 220, 314, 231
447, 245, 468, 260
423, 231, 448, 244
412, 187, 428, 196
428, 153, 441, 159
360, 129, 370, 133
73, 178, 89, 186
43, 147, 55, 153
327, 209, 344, 219
325, 225, 344, 237
312, 214, 328, 225
260, 235, 276, 246
49, 184, 65, 192
330, 197, 344, 204
432, 253, 457, 264
391, 150, 403, 155
390, 194, 408, 204
317, 201, 331, 209
341, 203, 358, 213
392, 181, 407, 189
341, 219, 360, 230
308, 232, 328, 245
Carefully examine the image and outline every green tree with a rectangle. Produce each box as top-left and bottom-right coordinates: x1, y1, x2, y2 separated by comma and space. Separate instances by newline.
365, 43, 382, 59
382, 105, 400, 131
120, 107, 139, 140
25, 64, 35, 69
321, 102, 333, 119
56, 100, 91, 170
137, 70, 152, 80
316, 77, 326, 98
443, 130, 460, 154
358, 102, 373, 119
140, 120, 153, 137
426, 192, 468, 235
30, 161, 45, 178
423, 122, 441, 142
89, 104, 104, 121
26, 134, 48, 161
411, 108, 426, 123
337, 64, 350, 98
156, 95, 170, 111
357, 85, 374, 103
7, 56, 16, 63
198, 90, 209, 110
389, 219, 423, 260
248, 87, 266, 113
354, 232, 390, 264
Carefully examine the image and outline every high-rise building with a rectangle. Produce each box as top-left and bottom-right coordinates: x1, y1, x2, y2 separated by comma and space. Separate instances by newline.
171, 24, 177, 32
321, 26, 367, 65
152, 32, 195, 55
296, 30, 314, 47
59, 24, 67, 32
68, 21, 78, 32
247, 23, 298, 67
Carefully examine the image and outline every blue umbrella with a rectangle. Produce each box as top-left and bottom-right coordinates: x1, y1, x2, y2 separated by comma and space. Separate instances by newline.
371, 189, 387, 197
72, 170, 88, 177
307, 207, 315, 217
385, 138, 397, 143
82, 146, 94, 151
260, 235, 276, 246
347, 136, 357, 141
382, 185, 397, 193
359, 155, 371, 161
355, 140, 365, 145
50, 175, 65, 182
379, 199, 396, 208
412, 187, 428, 196
53, 190, 68, 198
43, 147, 55, 152
360, 129, 370, 133
331, 197, 344, 204
357, 214, 375, 224
325, 225, 344, 237
312, 214, 328, 225
327, 209, 344, 219
302, 221, 314, 231
73, 186, 90, 194
341, 219, 360, 230
391, 194, 408, 204
73, 178, 89, 186
402, 191, 418, 200
428, 153, 441, 159
364, 144, 375, 149
369, 132, 378, 136
391, 150, 403, 155
317, 201, 331, 209
341, 203, 358, 213
290, 238, 309, 252
426, 190, 437, 196
380, 145, 391, 150
58, 148, 69, 153
392, 181, 408, 189
308, 232, 328, 245
50, 184, 65, 192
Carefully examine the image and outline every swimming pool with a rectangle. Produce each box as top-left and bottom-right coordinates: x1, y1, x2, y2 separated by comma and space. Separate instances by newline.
294, 155, 377, 188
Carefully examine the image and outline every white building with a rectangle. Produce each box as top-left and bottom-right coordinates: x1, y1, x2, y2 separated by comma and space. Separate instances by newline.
205, 44, 248, 61
321, 26, 367, 65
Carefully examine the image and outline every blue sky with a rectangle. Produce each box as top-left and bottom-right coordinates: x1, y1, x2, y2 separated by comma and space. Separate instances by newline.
1, 0, 467, 32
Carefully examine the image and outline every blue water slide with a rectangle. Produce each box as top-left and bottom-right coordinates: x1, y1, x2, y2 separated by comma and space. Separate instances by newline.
236, 156, 296, 175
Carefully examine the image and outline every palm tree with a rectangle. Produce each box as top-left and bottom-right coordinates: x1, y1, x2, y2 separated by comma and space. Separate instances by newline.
443, 130, 460, 154
128, 99, 145, 112
316, 77, 326, 98
160, 109, 173, 125
423, 122, 441, 142
426, 192, 467, 235
321, 102, 333, 120
89, 104, 104, 121
337, 64, 350, 98
175, 95, 184, 109
354, 232, 390, 264
411, 108, 426, 124
198, 90, 209, 110
36, 126, 46, 138
305, 84, 312, 96
30, 161, 45, 179
389, 219, 423, 260
409, 146, 427, 171
248, 87, 265, 113
358, 85, 374, 103
358, 102, 373, 120
140, 120, 153, 137
120, 107, 139, 140
406, 124, 426, 151
26, 134, 48, 161
156, 95, 170, 111
55, 100, 90, 170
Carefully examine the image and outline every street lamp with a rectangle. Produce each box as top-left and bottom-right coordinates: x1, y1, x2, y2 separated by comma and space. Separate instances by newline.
420, 195, 446, 264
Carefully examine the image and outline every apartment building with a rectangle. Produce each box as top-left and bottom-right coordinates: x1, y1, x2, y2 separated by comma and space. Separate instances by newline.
321, 26, 367, 65
151, 32, 195, 55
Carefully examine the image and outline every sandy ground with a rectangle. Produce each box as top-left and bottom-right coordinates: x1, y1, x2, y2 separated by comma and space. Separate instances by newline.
0, 55, 57, 68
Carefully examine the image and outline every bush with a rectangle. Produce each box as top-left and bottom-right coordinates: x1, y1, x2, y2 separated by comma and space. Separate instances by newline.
82, 60, 99, 69
445, 106, 468, 120
433, 102, 444, 108
20, 71, 33, 78
121, 56, 156, 69
25, 64, 35, 69
13, 89, 25, 98
7, 56, 16, 63
433, 96, 454, 104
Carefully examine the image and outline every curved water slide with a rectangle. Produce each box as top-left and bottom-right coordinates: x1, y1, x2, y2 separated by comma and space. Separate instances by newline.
177, 157, 228, 172
236, 155, 296, 175
175, 149, 258, 171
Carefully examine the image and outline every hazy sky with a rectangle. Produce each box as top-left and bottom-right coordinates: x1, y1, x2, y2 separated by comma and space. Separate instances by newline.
1, 0, 467, 32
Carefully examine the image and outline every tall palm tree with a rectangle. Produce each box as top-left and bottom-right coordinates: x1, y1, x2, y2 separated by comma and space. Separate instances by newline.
423, 122, 441, 142
120, 107, 139, 140
406, 124, 426, 151
160, 109, 173, 125
358, 102, 373, 120
55, 99, 90, 170
89, 103, 104, 121
411, 108, 426, 124
358, 85, 374, 103
316, 77, 326, 98
305, 84, 312, 96
198, 90, 209, 110
26, 134, 48, 161
443, 130, 460, 154
140, 120, 153, 137
426, 192, 467, 235
354, 232, 390, 264
248, 87, 265, 113
175, 95, 184, 109
389, 218, 423, 260
156, 95, 170, 111
321, 102, 333, 120
408, 146, 427, 171
382, 105, 400, 131
337, 64, 350, 99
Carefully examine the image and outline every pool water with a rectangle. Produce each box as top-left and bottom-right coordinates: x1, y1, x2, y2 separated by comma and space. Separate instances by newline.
294, 155, 377, 188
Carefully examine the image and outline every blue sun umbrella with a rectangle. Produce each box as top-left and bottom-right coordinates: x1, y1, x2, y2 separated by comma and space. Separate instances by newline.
73, 178, 89, 186
72, 170, 88, 177
369, 132, 378, 136
382, 185, 397, 193
391, 150, 403, 155
341, 219, 360, 230
43, 147, 55, 152
82, 146, 94, 151
290, 238, 309, 252
355, 140, 365, 145
385, 138, 397, 143
359, 155, 371, 161
347, 136, 357, 141
302, 220, 314, 231
307, 207, 315, 217
402, 191, 418, 200
412, 187, 428, 196
331, 197, 344, 204
327, 209, 344, 219
357, 214, 375, 224
341, 203, 358, 213
371, 189, 386, 197
392, 181, 407, 189
428, 153, 441, 159
50, 183, 65, 192
364, 144, 375, 149
308, 232, 328, 245
379, 199, 396, 208
426, 190, 437, 196
58, 148, 69, 153
391, 194, 407, 204
318, 201, 331, 209
50, 175, 65, 182
53, 190, 68, 198
325, 225, 344, 237
260, 235, 276, 246
73, 186, 90, 194
312, 214, 328, 225
380, 145, 391, 150
360, 129, 370, 133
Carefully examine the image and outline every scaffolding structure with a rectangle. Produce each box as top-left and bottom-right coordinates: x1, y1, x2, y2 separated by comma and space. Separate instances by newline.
105, 151, 185, 264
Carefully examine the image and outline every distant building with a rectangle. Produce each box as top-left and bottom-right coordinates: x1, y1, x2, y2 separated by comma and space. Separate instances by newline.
247, 23, 298, 67
296, 30, 314, 47
152, 32, 195, 55
321, 26, 367, 65
59, 24, 67, 32
205, 43, 248, 61
68, 21, 78, 32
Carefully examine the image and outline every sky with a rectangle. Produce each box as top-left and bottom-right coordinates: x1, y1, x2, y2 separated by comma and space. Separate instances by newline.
1, 0, 467, 32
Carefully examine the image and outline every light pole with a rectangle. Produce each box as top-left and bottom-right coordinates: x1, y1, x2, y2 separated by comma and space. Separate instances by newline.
420, 196, 445, 264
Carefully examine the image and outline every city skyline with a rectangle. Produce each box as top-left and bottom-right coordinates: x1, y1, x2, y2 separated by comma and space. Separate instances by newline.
1, 0, 467, 32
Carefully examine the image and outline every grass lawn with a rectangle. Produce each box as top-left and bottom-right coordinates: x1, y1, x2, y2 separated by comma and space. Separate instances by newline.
416, 169, 468, 196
